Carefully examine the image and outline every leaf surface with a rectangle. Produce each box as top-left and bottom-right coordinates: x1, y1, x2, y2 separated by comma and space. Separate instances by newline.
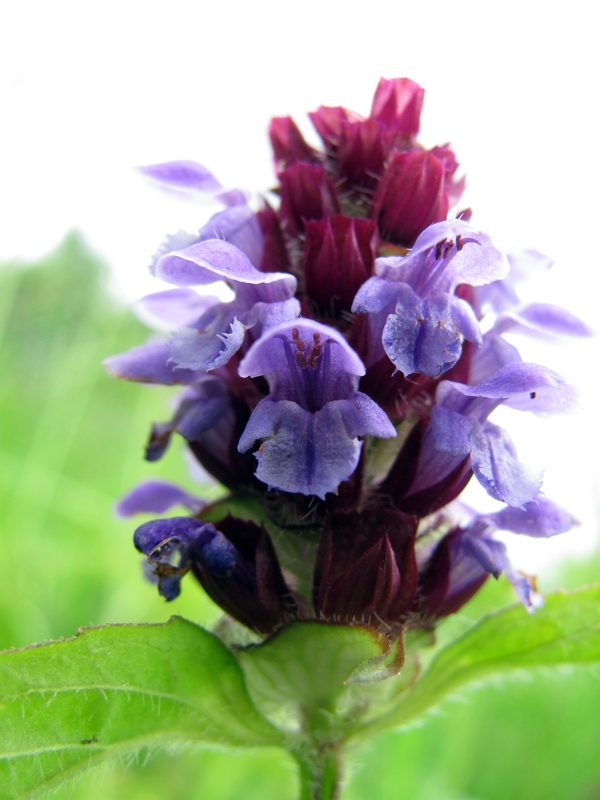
238, 621, 391, 714
0, 618, 282, 799
355, 586, 600, 739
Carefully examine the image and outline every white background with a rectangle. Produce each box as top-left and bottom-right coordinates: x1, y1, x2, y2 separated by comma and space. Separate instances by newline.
1, 0, 598, 575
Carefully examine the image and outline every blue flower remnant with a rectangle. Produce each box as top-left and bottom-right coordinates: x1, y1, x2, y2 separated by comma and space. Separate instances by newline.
106, 77, 590, 638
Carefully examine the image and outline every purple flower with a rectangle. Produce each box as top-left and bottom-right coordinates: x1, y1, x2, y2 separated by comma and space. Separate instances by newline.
415, 526, 503, 620
408, 362, 579, 508
116, 480, 205, 518
134, 516, 237, 601
352, 220, 509, 377
111, 77, 588, 635
107, 240, 300, 383
416, 494, 577, 618
157, 239, 299, 370
140, 159, 265, 271
237, 319, 395, 498
134, 515, 297, 633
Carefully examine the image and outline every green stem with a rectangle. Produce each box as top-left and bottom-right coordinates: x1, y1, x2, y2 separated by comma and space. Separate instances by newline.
293, 743, 343, 800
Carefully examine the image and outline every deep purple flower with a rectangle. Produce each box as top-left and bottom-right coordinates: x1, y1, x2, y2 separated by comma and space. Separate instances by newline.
134, 516, 237, 601
415, 494, 577, 619
352, 220, 509, 378
237, 319, 395, 498
135, 515, 297, 633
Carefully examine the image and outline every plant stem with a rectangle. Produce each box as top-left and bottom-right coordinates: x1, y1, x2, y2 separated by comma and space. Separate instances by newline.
293, 743, 343, 800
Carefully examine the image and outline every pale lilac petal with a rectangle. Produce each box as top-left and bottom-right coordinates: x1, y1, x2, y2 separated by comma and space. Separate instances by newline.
116, 480, 205, 518
429, 406, 474, 455
339, 392, 396, 439
449, 296, 482, 344
138, 161, 222, 198
214, 188, 248, 207
497, 303, 594, 340
149, 230, 200, 276
169, 317, 245, 371
238, 398, 362, 499
352, 276, 400, 315
470, 421, 542, 507
376, 220, 509, 292
439, 362, 580, 414
239, 319, 365, 384
133, 289, 221, 331
472, 249, 554, 315
483, 496, 578, 537
382, 288, 481, 377
254, 298, 301, 331
103, 342, 205, 385
198, 205, 264, 269
463, 533, 507, 578
156, 239, 296, 298
468, 333, 522, 385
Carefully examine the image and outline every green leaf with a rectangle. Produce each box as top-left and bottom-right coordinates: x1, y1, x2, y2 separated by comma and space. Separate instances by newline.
354, 585, 600, 740
237, 621, 391, 716
0, 617, 283, 799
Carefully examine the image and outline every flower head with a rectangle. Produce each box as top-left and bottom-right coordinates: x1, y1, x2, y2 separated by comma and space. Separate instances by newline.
109, 77, 588, 635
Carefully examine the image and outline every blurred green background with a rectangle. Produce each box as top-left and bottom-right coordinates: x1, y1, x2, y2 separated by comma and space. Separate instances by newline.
1, 236, 599, 800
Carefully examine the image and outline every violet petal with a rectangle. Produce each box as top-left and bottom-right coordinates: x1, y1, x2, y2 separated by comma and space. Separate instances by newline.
116, 480, 205, 518
239, 319, 365, 389
156, 239, 297, 298
463, 533, 507, 578
133, 289, 221, 331
197, 205, 264, 269
470, 421, 542, 507
506, 567, 544, 612
483, 496, 578, 537
138, 160, 222, 198
382, 288, 481, 377
169, 316, 246, 371
438, 362, 580, 414
104, 342, 205, 385
376, 220, 509, 292
237, 398, 362, 499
